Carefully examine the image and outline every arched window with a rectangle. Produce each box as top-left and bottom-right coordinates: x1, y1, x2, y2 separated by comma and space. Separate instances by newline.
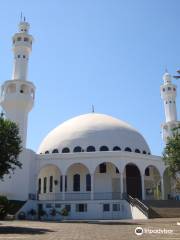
62, 147, 70, 153
99, 163, 106, 173
38, 178, 41, 194
49, 176, 53, 192
87, 146, 96, 152
52, 149, 58, 153
113, 146, 121, 151
143, 150, 147, 154
145, 167, 150, 176
116, 167, 119, 173
86, 174, 91, 191
73, 174, 80, 191
125, 147, 132, 152
100, 146, 109, 151
135, 149, 141, 153
73, 146, 82, 152
45, 151, 49, 154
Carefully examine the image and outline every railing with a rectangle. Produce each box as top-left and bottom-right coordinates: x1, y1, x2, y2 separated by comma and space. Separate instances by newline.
38, 192, 122, 201
125, 194, 150, 217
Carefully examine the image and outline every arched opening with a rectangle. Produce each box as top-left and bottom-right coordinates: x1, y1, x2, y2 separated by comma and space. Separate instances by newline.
62, 147, 70, 153
94, 162, 121, 200
113, 146, 121, 151
125, 147, 132, 152
143, 150, 147, 154
37, 165, 61, 200
135, 149, 141, 153
125, 163, 142, 199
144, 165, 161, 200
87, 146, 96, 152
99, 146, 109, 151
45, 151, 49, 154
65, 163, 90, 200
73, 146, 82, 152
52, 149, 58, 153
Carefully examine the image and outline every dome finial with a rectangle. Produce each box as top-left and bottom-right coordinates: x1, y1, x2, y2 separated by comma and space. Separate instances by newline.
92, 104, 95, 113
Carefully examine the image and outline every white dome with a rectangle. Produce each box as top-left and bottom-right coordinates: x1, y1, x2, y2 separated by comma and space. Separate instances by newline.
38, 113, 150, 154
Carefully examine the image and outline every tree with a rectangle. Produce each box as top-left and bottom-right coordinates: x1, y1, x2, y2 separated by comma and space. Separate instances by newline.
0, 113, 22, 180
163, 125, 180, 181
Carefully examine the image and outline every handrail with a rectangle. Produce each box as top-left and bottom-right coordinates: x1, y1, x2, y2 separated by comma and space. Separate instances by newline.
126, 194, 149, 217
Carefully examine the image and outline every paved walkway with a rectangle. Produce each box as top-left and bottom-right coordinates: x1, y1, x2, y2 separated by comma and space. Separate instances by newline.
0, 218, 180, 240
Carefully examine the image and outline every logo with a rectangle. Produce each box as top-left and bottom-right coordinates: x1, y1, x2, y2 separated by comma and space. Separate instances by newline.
135, 227, 144, 236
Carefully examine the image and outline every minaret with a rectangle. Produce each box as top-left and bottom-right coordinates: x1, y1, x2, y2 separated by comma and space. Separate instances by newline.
0, 19, 35, 147
160, 71, 179, 143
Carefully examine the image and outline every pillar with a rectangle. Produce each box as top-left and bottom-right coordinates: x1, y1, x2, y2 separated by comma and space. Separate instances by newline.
62, 175, 65, 201
91, 174, 94, 200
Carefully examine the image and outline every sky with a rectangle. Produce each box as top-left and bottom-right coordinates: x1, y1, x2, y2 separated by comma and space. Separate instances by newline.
0, 0, 180, 155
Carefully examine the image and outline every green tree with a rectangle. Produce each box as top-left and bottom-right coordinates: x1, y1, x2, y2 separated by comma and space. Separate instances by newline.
163, 125, 180, 182
0, 113, 22, 180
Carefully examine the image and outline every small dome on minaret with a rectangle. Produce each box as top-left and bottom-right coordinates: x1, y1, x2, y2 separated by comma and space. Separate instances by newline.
163, 71, 172, 84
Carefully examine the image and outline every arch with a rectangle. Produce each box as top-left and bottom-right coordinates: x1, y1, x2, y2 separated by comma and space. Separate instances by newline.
144, 165, 161, 200
73, 146, 82, 152
99, 145, 109, 151
124, 147, 132, 152
135, 149, 141, 153
94, 161, 122, 199
45, 151, 49, 154
65, 163, 91, 193
113, 146, 121, 151
62, 147, 70, 153
125, 163, 142, 199
52, 148, 59, 153
87, 146, 96, 152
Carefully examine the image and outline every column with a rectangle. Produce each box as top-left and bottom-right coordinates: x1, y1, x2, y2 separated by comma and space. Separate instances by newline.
161, 176, 165, 200
91, 174, 94, 200
120, 172, 124, 199
62, 175, 65, 201
141, 174, 145, 200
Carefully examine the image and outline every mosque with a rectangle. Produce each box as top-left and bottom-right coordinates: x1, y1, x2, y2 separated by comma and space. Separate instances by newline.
0, 20, 179, 220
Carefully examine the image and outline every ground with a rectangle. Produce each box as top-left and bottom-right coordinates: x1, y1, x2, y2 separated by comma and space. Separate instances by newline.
0, 218, 180, 240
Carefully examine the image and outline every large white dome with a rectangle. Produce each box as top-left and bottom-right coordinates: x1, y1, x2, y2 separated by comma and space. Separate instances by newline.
38, 113, 150, 154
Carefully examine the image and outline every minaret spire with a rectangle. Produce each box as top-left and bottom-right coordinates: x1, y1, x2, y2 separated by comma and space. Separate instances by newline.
0, 20, 35, 147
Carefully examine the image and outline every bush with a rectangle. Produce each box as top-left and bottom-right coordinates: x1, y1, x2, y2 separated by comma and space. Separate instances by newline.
0, 196, 11, 220
61, 208, 68, 217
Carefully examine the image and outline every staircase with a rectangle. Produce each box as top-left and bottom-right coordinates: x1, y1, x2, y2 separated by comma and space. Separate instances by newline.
143, 200, 180, 218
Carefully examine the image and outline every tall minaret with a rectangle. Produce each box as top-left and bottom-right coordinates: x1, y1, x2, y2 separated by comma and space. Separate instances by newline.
0, 19, 35, 147
160, 71, 179, 143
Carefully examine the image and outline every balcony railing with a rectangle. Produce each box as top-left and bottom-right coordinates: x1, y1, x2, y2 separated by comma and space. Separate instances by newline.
38, 192, 122, 201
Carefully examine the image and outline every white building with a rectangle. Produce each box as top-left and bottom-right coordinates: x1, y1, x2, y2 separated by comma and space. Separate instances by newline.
0, 20, 179, 220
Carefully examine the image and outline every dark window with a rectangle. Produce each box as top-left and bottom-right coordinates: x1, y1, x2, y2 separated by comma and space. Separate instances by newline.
73, 174, 80, 191
103, 204, 110, 212
168, 87, 171, 90
86, 174, 91, 191
73, 146, 82, 152
24, 37, 29, 42
52, 148, 58, 153
163, 88, 165, 92
65, 176, 67, 192
38, 178, 41, 194
23, 55, 26, 58
143, 150, 147, 154
100, 146, 109, 151
43, 177, 47, 193
49, 176, 53, 192
148, 152, 150, 155
166, 101, 168, 104
169, 101, 172, 103
76, 204, 87, 212
62, 147, 70, 153
99, 163, 106, 173
145, 168, 150, 176
116, 167, 119, 174
60, 176, 62, 192
125, 147, 132, 152
18, 55, 21, 58
46, 203, 52, 208
17, 37, 21, 41
20, 90, 23, 93
87, 146, 96, 152
45, 151, 49, 154
113, 203, 120, 211
135, 149, 141, 153
55, 203, 61, 208
113, 146, 121, 151
65, 204, 71, 212
173, 88, 176, 91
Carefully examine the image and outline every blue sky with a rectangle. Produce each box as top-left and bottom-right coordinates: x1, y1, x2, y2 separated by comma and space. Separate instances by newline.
0, 0, 180, 155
